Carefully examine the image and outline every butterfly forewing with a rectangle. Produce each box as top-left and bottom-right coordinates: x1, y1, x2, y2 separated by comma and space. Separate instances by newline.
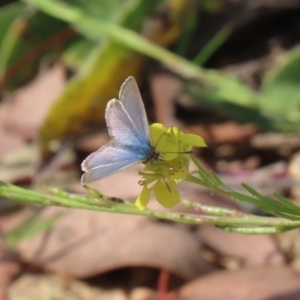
119, 77, 151, 144
105, 99, 147, 147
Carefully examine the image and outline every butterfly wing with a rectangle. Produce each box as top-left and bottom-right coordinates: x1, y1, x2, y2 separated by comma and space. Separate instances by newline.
119, 77, 151, 144
81, 144, 145, 184
105, 98, 149, 149
81, 77, 153, 184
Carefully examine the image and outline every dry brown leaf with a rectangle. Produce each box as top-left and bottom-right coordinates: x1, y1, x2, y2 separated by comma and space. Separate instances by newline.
0, 98, 26, 161
0, 128, 25, 160
178, 266, 300, 300
9, 274, 126, 300
0, 231, 21, 297
197, 226, 284, 267
129, 287, 157, 300
0, 144, 39, 183
150, 73, 183, 127
0, 259, 21, 298
17, 207, 213, 279
207, 122, 257, 144
2, 62, 65, 140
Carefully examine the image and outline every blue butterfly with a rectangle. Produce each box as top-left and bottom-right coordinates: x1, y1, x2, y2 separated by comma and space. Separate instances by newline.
81, 77, 159, 184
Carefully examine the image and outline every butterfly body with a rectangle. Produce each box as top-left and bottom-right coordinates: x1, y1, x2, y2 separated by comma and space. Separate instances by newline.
81, 77, 158, 184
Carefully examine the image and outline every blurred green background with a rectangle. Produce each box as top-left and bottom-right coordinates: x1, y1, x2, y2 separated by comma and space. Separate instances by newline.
1, 0, 300, 158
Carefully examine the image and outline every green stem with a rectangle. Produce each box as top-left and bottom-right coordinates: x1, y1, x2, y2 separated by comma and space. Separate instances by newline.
1, 182, 300, 231
219, 226, 282, 234
182, 199, 247, 217
188, 154, 300, 222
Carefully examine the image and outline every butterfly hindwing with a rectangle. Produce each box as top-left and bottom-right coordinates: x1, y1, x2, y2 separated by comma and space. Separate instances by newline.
81, 144, 146, 184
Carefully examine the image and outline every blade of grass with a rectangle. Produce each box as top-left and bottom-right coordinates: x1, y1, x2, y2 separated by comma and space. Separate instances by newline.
193, 24, 232, 66
5, 213, 61, 249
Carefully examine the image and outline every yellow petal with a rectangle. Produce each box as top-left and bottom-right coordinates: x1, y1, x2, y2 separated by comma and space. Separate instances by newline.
135, 186, 151, 211
150, 123, 167, 145
151, 124, 180, 160
170, 169, 189, 182
153, 181, 180, 208
180, 133, 207, 147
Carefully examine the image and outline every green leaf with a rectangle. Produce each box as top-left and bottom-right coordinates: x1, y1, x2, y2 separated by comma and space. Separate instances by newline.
0, 2, 27, 80
262, 46, 300, 125
36, 0, 161, 158
193, 24, 232, 66
66, 0, 124, 21
62, 39, 96, 70
184, 75, 276, 130
0, 2, 25, 43
0, 6, 74, 89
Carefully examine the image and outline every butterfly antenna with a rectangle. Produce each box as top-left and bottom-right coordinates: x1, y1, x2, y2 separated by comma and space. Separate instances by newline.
160, 150, 193, 154
153, 130, 166, 149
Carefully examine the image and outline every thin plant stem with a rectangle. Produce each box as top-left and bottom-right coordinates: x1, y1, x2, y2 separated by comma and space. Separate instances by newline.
1, 182, 300, 233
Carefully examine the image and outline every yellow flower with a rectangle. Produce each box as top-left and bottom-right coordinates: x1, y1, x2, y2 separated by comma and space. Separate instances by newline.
135, 123, 206, 210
